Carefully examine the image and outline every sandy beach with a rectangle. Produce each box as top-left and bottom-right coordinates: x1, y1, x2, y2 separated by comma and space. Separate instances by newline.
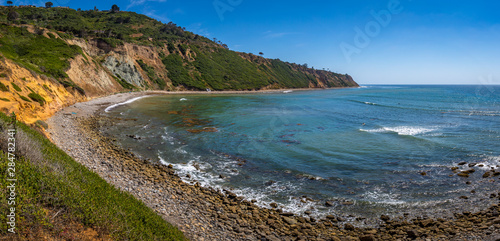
46, 91, 500, 241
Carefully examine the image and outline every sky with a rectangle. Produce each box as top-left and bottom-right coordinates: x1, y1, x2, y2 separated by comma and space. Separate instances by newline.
5, 0, 500, 85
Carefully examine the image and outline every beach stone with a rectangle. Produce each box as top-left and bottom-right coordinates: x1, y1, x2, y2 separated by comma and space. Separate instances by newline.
280, 212, 294, 217
359, 235, 377, 241
270, 203, 278, 208
283, 217, 297, 225
344, 223, 355, 231
468, 163, 477, 167
325, 201, 334, 207
380, 215, 391, 222
483, 172, 491, 178
458, 161, 467, 165
406, 229, 419, 239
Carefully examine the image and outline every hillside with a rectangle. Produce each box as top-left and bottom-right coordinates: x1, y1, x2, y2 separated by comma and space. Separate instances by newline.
0, 5, 357, 123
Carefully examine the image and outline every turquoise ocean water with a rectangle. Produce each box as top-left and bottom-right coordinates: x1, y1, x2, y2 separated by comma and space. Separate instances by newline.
103, 85, 499, 221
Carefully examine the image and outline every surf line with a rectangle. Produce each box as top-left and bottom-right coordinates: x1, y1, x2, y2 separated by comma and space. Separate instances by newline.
105, 96, 150, 112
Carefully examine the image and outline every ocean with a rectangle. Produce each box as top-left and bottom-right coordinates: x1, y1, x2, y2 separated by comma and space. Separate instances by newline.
102, 85, 500, 221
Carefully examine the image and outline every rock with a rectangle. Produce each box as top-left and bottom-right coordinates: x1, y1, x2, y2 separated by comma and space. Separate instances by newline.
344, 223, 355, 231
468, 163, 477, 167
342, 201, 354, 205
270, 203, 278, 208
360, 235, 377, 241
283, 217, 297, 225
280, 212, 294, 217
420, 172, 427, 176
483, 172, 491, 178
380, 215, 391, 222
458, 172, 470, 177
458, 161, 467, 165
406, 229, 419, 239
325, 201, 334, 207
451, 167, 459, 171
459, 195, 468, 199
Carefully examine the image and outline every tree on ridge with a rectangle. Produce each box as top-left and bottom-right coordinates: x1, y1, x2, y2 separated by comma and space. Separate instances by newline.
111, 4, 120, 13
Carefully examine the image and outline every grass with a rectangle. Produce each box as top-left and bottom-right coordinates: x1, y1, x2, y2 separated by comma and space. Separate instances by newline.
0, 25, 82, 79
136, 59, 166, 89
0, 81, 8, 91
28, 93, 46, 106
11, 82, 22, 92
17, 94, 31, 102
0, 112, 187, 240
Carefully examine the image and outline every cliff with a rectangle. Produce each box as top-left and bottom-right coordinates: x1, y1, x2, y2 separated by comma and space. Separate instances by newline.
0, 6, 358, 123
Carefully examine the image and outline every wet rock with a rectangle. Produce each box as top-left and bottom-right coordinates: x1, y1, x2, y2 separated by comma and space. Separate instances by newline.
458, 161, 467, 165
280, 212, 294, 217
342, 201, 354, 205
483, 172, 491, 178
380, 215, 391, 222
459, 195, 468, 199
420, 172, 427, 176
325, 201, 334, 207
270, 203, 278, 208
468, 163, 477, 167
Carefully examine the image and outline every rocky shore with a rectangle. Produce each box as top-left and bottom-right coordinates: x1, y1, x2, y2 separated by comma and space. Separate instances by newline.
47, 93, 500, 241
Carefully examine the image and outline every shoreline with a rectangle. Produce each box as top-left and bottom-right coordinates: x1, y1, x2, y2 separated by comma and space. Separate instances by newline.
47, 91, 500, 240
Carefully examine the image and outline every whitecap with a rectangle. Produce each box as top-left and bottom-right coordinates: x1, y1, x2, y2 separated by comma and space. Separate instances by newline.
180, 98, 187, 101
360, 126, 438, 136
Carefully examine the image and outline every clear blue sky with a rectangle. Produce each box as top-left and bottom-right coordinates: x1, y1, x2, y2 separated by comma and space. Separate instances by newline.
8, 0, 500, 85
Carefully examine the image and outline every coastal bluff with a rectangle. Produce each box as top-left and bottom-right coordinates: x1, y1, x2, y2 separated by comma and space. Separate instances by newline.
0, 6, 357, 124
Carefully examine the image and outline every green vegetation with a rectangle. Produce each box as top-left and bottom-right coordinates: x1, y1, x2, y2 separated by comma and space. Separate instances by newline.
17, 94, 31, 102
0, 6, 209, 45
11, 82, 22, 92
0, 97, 9, 102
0, 5, 356, 93
0, 112, 186, 240
136, 59, 166, 89
28, 92, 46, 106
0, 73, 7, 78
162, 53, 203, 89
0, 82, 8, 91
0, 25, 82, 79
34, 119, 48, 129
114, 75, 135, 90
43, 84, 53, 93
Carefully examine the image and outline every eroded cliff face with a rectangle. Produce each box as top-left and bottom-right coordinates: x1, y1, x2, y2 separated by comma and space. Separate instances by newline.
0, 31, 357, 125
0, 59, 86, 124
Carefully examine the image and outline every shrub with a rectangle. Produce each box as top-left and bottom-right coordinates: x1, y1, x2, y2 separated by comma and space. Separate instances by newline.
0, 82, 8, 91
11, 82, 22, 92
34, 120, 48, 129
28, 92, 46, 106
0, 98, 9, 102
18, 94, 31, 102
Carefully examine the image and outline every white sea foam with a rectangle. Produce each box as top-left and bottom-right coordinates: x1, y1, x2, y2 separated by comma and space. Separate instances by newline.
105, 96, 148, 112
360, 126, 438, 136
180, 98, 187, 101
362, 189, 406, 205
364, 102, 377, 105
